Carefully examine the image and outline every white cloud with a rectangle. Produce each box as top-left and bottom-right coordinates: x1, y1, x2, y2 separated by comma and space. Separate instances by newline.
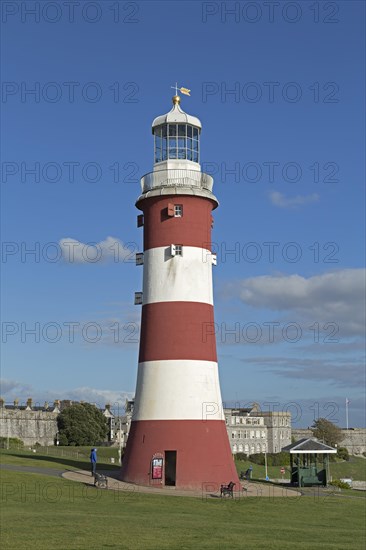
0, 379, 32, 396
59, 236, 137, 264
269, 191, 319, 208
224, 269, 366, 337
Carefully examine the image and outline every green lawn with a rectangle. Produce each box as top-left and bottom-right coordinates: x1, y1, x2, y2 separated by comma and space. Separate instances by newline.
0, 451, 365, 549
0, 469, 365, 550
235, 457, 366, 482
0, 447, 120, 472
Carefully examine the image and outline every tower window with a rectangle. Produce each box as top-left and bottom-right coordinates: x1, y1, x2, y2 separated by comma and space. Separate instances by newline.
174, 205, 183, 217
170, 244, 183, 257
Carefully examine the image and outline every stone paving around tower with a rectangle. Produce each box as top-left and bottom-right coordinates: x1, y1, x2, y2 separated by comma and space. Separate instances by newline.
62, 469, 301, 498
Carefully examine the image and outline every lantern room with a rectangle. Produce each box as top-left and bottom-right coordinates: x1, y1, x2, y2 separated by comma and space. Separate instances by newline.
152, 95, 202, 171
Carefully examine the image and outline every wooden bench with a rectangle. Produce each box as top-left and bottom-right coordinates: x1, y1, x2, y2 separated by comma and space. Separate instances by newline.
220, 481, 236, 498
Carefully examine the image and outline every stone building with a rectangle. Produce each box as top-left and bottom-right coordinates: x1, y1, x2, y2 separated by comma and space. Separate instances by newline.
224, 405, 292, 454
0, 399, 60, 446
257, 411, 292, 453
224, 407, 268, 454
0, 398, 115, 446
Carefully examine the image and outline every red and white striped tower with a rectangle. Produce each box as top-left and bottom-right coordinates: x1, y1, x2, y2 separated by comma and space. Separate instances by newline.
121, 95, 239, 491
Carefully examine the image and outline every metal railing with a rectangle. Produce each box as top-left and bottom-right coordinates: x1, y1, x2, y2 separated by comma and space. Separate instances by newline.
140, 169, 214, 194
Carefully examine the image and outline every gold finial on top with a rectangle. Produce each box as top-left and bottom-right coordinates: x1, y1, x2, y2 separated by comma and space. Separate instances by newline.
171, 83, 191, 105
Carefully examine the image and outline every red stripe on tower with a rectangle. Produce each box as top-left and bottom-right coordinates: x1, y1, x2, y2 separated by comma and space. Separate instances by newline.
121, 94, 240, 492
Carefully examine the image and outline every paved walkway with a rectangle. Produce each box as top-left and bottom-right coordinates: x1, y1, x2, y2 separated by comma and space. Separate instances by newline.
62, 469, 301, 498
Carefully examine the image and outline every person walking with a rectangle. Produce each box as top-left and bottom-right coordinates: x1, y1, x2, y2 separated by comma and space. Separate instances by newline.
90, 448, 97, 476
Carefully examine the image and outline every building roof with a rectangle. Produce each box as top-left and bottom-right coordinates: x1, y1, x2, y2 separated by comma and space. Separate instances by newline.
282, 438, 337, 454
224, 408, 253, 415
152, 98, 201, 130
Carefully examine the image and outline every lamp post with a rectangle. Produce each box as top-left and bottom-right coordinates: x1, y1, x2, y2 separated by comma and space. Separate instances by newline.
265, 450, 269, 481
118, 418, 123, 465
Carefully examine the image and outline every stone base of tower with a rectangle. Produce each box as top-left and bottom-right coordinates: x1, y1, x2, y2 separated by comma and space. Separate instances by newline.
120, 420, 240, 492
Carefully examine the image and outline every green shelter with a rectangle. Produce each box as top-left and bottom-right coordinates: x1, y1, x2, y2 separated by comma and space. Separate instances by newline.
282, 438, 337, 487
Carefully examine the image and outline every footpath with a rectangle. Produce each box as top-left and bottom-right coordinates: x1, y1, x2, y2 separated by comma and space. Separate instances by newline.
62, 469, 301, 498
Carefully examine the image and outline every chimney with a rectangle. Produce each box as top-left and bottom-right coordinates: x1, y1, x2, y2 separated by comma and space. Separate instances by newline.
0, 397, 4, 408
14, 398, 19, 408
26, 398, 33, 410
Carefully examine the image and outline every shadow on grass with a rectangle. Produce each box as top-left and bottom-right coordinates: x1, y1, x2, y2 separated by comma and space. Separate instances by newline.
7, 453, 120, 473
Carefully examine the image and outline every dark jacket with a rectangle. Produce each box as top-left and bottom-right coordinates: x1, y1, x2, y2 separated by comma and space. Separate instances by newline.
90, 449, 97, 463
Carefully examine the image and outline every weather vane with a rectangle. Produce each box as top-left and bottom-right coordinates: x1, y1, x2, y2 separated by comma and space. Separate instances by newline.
171, 82, 191, 96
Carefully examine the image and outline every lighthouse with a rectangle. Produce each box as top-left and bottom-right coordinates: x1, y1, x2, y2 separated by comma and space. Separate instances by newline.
121, 93, 240, 491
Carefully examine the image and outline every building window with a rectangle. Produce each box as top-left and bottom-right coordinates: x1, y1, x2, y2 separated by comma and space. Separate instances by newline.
174, 204, 183, 217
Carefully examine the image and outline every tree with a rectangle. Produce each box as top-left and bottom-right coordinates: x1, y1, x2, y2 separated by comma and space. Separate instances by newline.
57, 403, 109, 446
311, 418, 344, 447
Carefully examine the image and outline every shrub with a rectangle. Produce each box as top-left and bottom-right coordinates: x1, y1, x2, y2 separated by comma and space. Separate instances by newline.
0, 437, 24, 449
249, 452, 290, 466
337, 447, 350, 461
235, 453, 248, 461
330, 479, 351, 490
249, 453, 265, 465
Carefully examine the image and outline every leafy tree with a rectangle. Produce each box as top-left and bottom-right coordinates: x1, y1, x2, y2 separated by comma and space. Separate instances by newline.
311, 418, 344, 447
57, 403, 109, 446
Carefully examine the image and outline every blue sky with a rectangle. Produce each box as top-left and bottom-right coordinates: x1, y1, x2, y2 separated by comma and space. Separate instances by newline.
1, 1, 365, 427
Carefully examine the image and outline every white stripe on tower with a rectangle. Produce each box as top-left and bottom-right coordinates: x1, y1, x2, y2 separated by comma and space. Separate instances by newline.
142, 246, 214, 305
133, 360, 223, 421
